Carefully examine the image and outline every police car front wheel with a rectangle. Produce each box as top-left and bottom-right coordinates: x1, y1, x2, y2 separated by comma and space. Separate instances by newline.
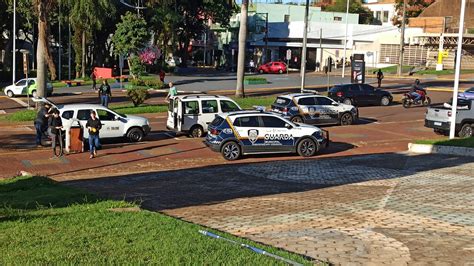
221, 141, 241, 161
297, 138, 318, 157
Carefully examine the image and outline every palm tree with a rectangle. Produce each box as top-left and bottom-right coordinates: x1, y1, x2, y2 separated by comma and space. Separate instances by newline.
235, 0, 248, 98
69, 0, 114, 78
35, 0, 57, 97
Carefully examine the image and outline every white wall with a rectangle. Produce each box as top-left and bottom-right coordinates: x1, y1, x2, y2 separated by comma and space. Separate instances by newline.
363, 3, 396, 25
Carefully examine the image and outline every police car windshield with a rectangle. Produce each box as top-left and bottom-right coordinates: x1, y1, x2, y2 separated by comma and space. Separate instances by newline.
274, 97, 291, 105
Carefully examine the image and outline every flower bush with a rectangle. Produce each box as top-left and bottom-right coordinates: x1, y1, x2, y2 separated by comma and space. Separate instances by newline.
139, 46, 161, 65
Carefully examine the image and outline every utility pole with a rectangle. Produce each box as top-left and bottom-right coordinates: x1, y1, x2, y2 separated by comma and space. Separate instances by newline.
341, 0, 349, 78
300, 0, 309, 93
58, 0, 61, 81
397, 0, 407, 76
12, 0, 16, 84
449, 0, 467, 139
265, 13, 268, 63
319, 28, 323, 72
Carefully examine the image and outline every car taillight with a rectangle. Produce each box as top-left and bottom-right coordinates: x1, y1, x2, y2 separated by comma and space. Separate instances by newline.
336, 92, 343, 97
448, 111, 452, 117
283, 107, 288, 114
210, 128, 221, 135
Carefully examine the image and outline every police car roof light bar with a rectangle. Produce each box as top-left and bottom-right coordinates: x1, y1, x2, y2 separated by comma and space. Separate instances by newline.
198, 230, 303, 266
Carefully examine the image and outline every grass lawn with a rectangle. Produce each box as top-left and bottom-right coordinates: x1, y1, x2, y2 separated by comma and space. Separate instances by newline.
0, 109, 36, 122
110, 104, 168, 115
377, 65, 412, 74
0, 176, 313, 265
416, 69, 474, 75
415, 137, 474, 148
233, 96, 276, 109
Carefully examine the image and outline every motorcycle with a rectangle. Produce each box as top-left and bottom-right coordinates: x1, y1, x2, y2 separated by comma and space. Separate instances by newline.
402, 91, 431, 108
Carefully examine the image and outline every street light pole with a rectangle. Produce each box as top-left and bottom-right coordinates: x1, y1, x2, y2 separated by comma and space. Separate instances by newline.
12, 0, 16, 84
300, 0, 309, 93
397, 0, 407, 76
58, 0, 61, 81
449, 0, 467, 139
341, 0, 349, 78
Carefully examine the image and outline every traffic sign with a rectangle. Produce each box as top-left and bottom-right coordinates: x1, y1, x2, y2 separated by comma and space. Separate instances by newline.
119, 54, 125, 69
286, 49, 291, 60
23, 53, 28, 73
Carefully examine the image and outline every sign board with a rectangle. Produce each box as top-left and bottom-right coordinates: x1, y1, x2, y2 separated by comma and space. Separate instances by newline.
23, 53, 28, 73
351, 61, 365, 84
366, 52, 374, 57
286, 49, 292, 60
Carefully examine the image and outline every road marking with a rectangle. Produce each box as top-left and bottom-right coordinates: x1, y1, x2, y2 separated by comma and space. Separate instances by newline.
9, 97, 29, 107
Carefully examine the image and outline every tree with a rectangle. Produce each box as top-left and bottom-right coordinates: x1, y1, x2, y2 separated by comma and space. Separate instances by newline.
324, 0, 375, 25
35, 0, 56, 97
69, 0, 115, 78
235, 0, 248, 98
112, 12, 150, 78
392, 0, 435, 27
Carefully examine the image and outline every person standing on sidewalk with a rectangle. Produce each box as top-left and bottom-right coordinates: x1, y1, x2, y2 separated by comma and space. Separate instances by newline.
165, 82, 177, 102
48, 109, 63, 156
34, 103, 51, 147
376, 69, 384, 88
99, 80, 112, 107
90, 71, 97, 91
86, 111, 102, 159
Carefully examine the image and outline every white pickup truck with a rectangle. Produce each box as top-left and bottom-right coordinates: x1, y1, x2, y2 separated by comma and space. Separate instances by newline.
425, 99, 474, 138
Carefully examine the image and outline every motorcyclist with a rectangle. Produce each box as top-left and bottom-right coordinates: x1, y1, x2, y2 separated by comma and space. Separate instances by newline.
410, 79, 426, 103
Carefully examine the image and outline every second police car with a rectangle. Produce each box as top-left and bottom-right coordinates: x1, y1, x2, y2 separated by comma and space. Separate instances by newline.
271, 93, 358, 126
205, 111, 329, 160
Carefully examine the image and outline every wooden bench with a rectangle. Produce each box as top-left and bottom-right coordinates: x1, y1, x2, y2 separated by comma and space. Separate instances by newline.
63, 80, 85, 87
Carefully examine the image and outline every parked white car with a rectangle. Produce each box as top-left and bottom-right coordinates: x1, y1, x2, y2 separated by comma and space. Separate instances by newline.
34, 98, 151, 142
166, 95, 242, 137
4, 78, 53, 98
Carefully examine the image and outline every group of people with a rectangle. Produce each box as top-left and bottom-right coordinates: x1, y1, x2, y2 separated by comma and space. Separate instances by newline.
35, 103, 103, 159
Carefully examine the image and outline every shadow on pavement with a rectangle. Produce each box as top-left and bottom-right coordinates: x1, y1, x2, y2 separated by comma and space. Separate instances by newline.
63, 152, 473, 212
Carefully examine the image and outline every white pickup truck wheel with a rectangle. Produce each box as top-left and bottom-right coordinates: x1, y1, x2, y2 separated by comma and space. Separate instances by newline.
459, 124, 473, 138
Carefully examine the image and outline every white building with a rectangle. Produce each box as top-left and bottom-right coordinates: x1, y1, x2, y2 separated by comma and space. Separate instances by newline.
363, 0, 397, 26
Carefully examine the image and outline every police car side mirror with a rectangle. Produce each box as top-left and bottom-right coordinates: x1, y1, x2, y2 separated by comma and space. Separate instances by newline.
114, 116, 120, 121
285, 123, 293, 129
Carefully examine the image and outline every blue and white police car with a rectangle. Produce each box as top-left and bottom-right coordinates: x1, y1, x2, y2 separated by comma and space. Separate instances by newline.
205, 111, 329, 160
271, 93, 358, 126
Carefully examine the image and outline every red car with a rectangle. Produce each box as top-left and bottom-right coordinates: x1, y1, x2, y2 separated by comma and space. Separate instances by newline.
257, 61, 287, 74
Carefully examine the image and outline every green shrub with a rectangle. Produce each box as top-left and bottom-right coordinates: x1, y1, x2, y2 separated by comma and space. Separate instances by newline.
126, 86, 150, 107
129, 78, 163, 89
129, 55, 145, 79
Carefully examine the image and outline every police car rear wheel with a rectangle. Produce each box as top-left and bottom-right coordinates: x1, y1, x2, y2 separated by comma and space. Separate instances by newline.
297, 138, 317, 157
221, 141, 241, 161
291, 116, 303, 123
340, 113, 353, 126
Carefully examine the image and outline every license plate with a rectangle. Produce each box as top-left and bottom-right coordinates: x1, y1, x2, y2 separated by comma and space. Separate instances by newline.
434, 122, 442, 126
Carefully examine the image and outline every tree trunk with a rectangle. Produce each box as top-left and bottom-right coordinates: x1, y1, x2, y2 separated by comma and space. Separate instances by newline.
81, 31, 86, 78
36, 0, 48, 98
235, 0, 248, 98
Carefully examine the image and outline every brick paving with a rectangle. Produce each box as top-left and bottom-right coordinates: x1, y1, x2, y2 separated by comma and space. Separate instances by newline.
68, 153, 474, 265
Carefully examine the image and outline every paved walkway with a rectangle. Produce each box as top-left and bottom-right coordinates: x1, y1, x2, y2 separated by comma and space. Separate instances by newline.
67, 153, 474, 265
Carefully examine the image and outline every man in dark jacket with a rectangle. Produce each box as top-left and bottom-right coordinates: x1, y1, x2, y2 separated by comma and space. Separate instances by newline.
99, 80, 112, 107
34, 103, 51, 146
86, 110, 102, 159
48, 109, 63, 156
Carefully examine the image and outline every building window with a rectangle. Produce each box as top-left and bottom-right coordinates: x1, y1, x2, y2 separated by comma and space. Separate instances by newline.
284, 14, 290, 22
383, 11, 389, 23
334, 16, 342, 22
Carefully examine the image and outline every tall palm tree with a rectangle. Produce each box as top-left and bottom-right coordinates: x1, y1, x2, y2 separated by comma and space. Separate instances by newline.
35, 0, 57, 97
235, 0, 247, 98
69, 0, 114, 78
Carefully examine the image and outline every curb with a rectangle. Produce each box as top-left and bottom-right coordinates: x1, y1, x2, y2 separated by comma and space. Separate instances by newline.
408, 143, 474, 157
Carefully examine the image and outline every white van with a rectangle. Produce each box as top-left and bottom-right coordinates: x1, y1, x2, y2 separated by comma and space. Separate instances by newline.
166, 95, 242, 137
